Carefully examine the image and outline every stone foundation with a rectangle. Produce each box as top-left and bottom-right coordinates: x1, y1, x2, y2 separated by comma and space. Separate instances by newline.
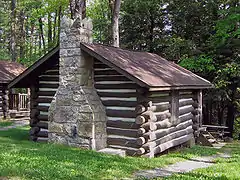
48, 17, 107, 150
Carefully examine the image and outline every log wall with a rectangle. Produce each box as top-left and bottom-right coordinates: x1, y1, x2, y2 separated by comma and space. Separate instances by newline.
94, 59, 141, 156
0, 86, 9, 119
29, 64, 59, 141
136, 89, 200, 157
0, 86, 3, 118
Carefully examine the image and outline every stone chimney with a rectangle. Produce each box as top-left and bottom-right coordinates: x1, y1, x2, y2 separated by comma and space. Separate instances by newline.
48, 17, 107, 150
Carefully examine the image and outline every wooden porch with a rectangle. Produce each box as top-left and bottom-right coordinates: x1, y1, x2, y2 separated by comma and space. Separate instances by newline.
8, 93, 30, 119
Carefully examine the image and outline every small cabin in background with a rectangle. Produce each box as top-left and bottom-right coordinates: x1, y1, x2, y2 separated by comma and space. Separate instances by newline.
0, 61, 27, 119
8, 17, 213, 157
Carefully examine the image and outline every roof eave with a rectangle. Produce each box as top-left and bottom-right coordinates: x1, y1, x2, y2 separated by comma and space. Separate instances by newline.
149, 85, 214, 91
8, 46, 59, 89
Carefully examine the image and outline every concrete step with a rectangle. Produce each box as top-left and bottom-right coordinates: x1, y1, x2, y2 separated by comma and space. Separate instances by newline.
98, 148, 126, 157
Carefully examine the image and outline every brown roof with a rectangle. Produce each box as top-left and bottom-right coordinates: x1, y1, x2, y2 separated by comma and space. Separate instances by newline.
81, 43, 213, 90
0, 61, 25, 84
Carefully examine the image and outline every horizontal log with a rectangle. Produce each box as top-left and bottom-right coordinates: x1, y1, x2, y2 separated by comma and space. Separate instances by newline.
141, 122, 151, 131
179, 93, 194, 99
135, 104, 146, 115
95, 83, 137, 90
149, 119, 171, 131
94, 76, 130, 82
93, 63, 110, 69
37, 114, 48, 121
107, 127, 138, 138
192, 101, 199, 108
146, 96, 171, 103
37, 130, 48, 138
107, 135, 140, 148
30, 127, 40, 135
107, 120, 139, 129
97, 91, 137, 98
30, 118, 39, 126
106, 109, 136, 118
143, 126, 193, 150
147, 91, 170, 97
39, 83, 59, 89
39, 76, 59, 82
102, 100, 137, 107
30, 111, 40, 120
36, 97, 53, 103
44, 71, 59, 75
36, 122, 48, 129
153, 134, 193, 155
37, 91, 56, 96
37, 106, 49, 112
137, 128, 146, 135
135, 111, 156, 124
179, 106, 194, 116
179, 99, 194, 107
108, 145, 143, 156
154, 112, 171, 122
179, 113, 194, 122
94, 70, 121, 76
149, 120, 193, 141
149, 103, 170, 112
136, 137, 146, 145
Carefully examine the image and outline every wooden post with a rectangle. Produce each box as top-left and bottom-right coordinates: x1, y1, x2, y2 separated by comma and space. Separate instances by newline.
170, 90, 179, 125
2, 87, 9, 119
192, 90, 202, 138
198, 90, 203, 127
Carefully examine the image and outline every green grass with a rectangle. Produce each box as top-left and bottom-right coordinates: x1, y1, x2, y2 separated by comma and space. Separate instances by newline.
0, 120, 14, 127
0, 126, 227, 180
163, 142, 240, 180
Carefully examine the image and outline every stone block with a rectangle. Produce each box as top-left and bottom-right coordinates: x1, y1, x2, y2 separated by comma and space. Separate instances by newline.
77, 121, 93, 137
48, 122, 64, 134
53, 106, 77, 123
98, 148, 126, 157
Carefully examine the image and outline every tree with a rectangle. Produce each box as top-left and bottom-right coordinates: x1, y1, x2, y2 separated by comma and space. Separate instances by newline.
111, 0, 121, 47
10, 0, 17, 62
69, 0, 86, 20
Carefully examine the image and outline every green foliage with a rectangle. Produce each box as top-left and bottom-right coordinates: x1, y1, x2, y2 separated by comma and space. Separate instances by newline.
233, 117, 240, 139
179, 56, 215, 75
87, 0, 111, 44
0, 121, 13, 127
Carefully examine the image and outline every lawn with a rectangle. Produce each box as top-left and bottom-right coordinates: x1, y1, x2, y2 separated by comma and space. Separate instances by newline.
0, 126, 237, 180
0, 120, 13, 127
164, 143, 240, 180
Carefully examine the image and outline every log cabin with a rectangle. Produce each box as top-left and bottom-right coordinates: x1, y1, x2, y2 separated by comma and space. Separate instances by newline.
0, 61, 26, 119
8, 17, 213, 157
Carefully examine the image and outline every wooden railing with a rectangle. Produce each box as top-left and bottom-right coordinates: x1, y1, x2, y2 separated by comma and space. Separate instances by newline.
9, 93, 29, 111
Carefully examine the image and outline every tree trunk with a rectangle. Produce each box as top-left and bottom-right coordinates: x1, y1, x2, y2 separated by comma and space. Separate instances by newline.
10, 0, 17, 62
69, 0, 86, 20
53, 10, 57, 44
226, 84, 237, 137
39, 18, 45, 52
58, 6, 62, 43
112, 0, 121, 47
19, 9, 25, 59
48, 12, 52, 49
